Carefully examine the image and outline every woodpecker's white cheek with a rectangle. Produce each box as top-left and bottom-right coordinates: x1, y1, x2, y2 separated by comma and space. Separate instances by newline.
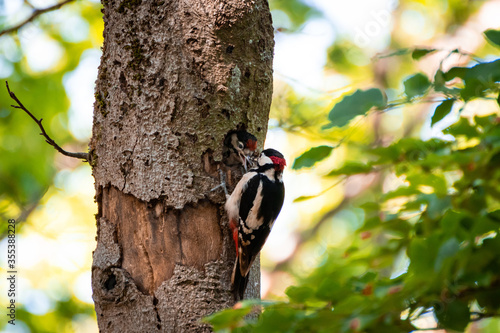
258, 154, 273, 167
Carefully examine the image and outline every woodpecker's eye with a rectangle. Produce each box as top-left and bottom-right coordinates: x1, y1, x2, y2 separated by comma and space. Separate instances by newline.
238, 142, 244, 149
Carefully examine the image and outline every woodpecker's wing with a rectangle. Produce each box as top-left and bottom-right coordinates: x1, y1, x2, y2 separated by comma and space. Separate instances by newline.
237, 174, 285, 277
238, 174, 261, 223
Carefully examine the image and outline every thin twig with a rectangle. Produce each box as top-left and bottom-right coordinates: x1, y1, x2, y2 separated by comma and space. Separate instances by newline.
0, 0, 75, 37
6, 81, 89, 161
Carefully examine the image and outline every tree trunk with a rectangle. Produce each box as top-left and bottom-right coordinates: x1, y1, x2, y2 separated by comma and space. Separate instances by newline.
89, 0, 274, 332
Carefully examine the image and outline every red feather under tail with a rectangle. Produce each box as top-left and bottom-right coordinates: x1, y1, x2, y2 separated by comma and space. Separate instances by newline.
229, 219, 239, 255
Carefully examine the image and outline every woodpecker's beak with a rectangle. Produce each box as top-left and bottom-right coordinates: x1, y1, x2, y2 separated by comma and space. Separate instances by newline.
239, 152, 248, 172
237, 148, 256, 172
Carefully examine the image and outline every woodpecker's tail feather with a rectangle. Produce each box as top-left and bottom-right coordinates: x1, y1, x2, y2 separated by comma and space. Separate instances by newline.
231, 259, 249, 301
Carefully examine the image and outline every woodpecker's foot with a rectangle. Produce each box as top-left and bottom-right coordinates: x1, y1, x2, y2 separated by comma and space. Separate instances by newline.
210, 169, 229, 198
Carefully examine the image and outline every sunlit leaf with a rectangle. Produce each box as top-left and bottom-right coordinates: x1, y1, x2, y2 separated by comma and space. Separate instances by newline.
293, 195, 318, 202
292, 145, 334, 169
327, 89, 386, 127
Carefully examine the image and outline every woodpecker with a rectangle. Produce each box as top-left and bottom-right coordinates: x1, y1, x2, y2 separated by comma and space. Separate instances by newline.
225, 148, 286, 300
223, 130, 258, 171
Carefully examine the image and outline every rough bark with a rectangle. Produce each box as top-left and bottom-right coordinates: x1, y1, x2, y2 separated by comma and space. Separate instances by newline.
90, 0, 273, 332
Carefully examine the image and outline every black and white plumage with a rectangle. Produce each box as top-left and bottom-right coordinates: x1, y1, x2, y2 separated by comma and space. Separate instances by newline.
225, 148, 286, 300
223, 130, 258, 171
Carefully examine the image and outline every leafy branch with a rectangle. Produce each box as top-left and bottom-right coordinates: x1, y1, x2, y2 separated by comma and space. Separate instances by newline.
206, 28, 500, 333
6, 81, 89, 161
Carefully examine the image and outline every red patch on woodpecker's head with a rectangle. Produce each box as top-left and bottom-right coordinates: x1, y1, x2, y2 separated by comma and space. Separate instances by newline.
246, 139, 257, 151
269, 156, 287, 171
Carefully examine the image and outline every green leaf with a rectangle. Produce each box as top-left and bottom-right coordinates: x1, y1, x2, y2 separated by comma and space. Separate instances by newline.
411, 48, 436, 60
286, 286, 314, 303
327, 161, 372, 176
461, 59, 500, 100
377, 48, 410, 59
484, 29, 500, 48
292, 145, 334, 170
439, 210, 467, 237
406, 174, 448, 197
472, 216, 500, 237
254, 306, 300, 331
383, 186, 420, 200
444, 117, 479, 138
434, 238, 460, 272
408, 237, 439, 275
203, 307, 252, 330
434, 300, 470, 331
431, 99, 454, 126
426, 195, 452, 219
316, 278, 342, 301
404, 73, 431, 98
293, 195, 320, 202
433, 69, 447, 92
487, 210, 500, 223
443, 67, 467, 81
477, 289, 500, 311
327, 89, 386, 127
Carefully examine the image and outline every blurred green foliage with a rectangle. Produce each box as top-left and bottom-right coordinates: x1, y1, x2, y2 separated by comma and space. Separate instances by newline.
0, 1, 101, 331
270, 0, 320, 31
207, 36, 500, 333
0, 0, 102, 225
206, 1, 500, 331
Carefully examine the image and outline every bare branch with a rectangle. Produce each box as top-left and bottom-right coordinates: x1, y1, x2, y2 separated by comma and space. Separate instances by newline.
6, 81, 89, 161
0, 0, 75, 37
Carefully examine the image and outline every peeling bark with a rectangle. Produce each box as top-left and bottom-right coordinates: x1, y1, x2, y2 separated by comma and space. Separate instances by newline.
90, 0, 273, 331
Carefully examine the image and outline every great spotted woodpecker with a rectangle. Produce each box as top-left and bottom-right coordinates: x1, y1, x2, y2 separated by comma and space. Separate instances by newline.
225, 148, 286, 300
223, 130, 258, 171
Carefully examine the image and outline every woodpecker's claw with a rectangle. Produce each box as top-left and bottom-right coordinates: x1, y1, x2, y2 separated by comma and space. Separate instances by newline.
211, 169, 229, 198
